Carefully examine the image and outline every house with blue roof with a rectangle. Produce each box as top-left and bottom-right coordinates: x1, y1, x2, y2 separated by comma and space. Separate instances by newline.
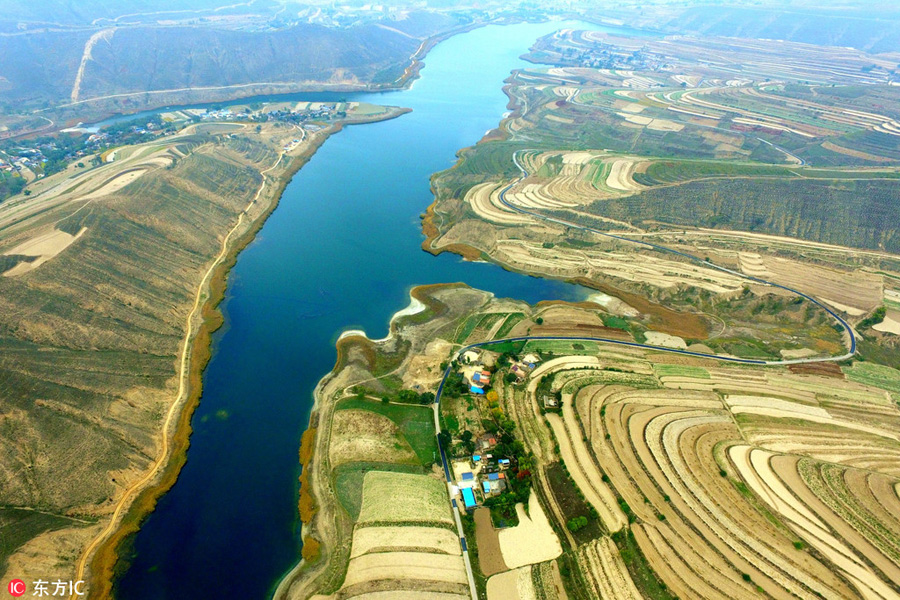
461, 487, 476, 509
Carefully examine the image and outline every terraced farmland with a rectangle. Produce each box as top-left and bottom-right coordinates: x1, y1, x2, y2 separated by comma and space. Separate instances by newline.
506, 344, 900, 600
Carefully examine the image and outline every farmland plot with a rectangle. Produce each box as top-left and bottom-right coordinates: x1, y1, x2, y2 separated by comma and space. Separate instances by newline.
357, 471, 452, 526
525, 358, 900, 599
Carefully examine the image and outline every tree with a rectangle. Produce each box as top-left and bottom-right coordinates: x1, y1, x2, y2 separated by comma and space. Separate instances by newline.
460, 430, 476, 454
486, 389, 499, 403
535, 317, 544, 325
419, 391, 435, 405
398, 389, 419, 403
566, 516, 588, 532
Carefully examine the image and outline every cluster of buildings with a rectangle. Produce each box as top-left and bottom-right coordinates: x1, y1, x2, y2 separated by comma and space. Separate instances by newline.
509, 352, 541, 383
458, 347, 544, 390
1, 121, 161, 180
1, 147, 47, 176
459, 350, 493, 394
185, 103, 345, 126
446, 349, 546, 510
452, 439, 512, 511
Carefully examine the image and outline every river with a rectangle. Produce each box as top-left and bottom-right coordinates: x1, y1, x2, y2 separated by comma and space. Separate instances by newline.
116, 19, 623, 599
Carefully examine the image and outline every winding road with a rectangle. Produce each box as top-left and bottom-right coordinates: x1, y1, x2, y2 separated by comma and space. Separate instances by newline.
501, 149, 856, 362
434, 150, 861, 597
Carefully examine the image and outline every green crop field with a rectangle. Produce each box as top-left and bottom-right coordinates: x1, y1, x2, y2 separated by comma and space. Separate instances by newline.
653, 364, 711, 379
524, 340, 600, 355
332, 462, 428, 521
843, 362, 900, 394
357, 471, 452, 525
494, 312, 527, 339
336, 397, 437, 465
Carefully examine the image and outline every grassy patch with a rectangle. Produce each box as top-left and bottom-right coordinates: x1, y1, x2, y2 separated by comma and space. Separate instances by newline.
599, 178, 900, 254
481, 340, 527, 355
456, 314, 485, 344
637, 160, 788, 185
704, 337, 778, 360
601, 315, 629, 330
332, 462, 427, 521
611, 528, 677, 600
546, 462, 603, 542
336, 397, 437, 465
854, 338, 900, 371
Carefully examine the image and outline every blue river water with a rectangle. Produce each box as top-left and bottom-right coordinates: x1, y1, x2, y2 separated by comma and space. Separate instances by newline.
116, 20, 623, 600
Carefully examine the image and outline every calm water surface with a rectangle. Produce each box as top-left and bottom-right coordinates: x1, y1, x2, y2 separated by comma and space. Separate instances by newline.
117, 20, 622, 599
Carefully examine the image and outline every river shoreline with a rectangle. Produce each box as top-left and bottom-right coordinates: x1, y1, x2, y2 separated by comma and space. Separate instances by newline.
108, 19, 608, 599
83, 110, 409, 598
273, 281, 466, 600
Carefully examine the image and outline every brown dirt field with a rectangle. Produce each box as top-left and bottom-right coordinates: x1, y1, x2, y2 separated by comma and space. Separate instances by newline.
579, 537, 643, 600
561, 397, 626, 528
792, 459, 900, 583
763, 257, 883, 314
635, 523, 728, 599
869, 474, 900, 521
342, 551, 468, 588
789, 362, 845, 378
498, 490, 563, 569
836, 468, 900, 557
351, 525, 461, 558
571, 277, 709, 338
648, 353, 717, 367
600, 402, 660, 522
474, 507, 508, 576
649, 413, 772, 598
547, 412, 624, 531
630, 408, 805, 598
680, 424, 848, 598
403, 339, 454, 390
487, 567, 536, 600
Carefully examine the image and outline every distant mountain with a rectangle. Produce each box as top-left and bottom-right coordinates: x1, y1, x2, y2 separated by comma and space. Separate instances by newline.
629, 5, 900, 55
78, 23, 420, 98
0, 10, 463, 113
0, 0, 279, 27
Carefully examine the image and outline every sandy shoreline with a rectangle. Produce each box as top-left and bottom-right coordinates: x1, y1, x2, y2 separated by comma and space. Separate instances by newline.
337, 292, 426, 343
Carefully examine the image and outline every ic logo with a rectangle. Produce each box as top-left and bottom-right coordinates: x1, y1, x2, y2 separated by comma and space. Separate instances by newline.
7, 580, 26, 597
